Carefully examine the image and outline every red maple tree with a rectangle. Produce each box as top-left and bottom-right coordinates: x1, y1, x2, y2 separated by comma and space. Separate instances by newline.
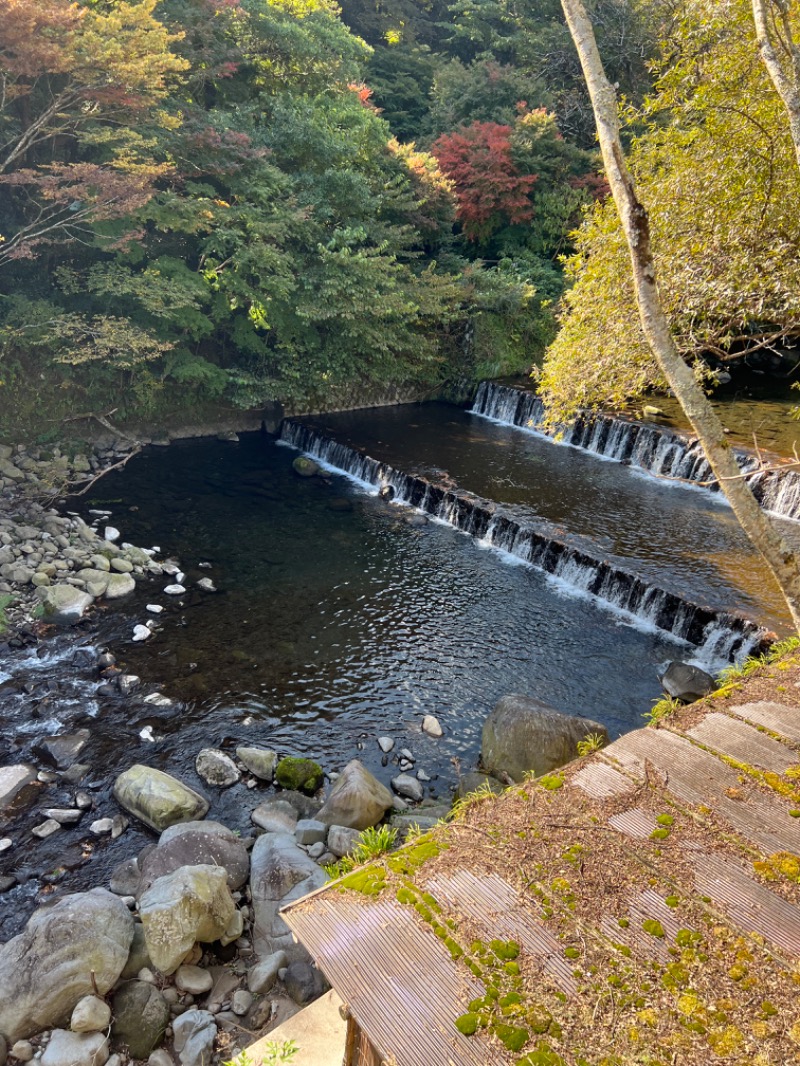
432, 121, 537, 242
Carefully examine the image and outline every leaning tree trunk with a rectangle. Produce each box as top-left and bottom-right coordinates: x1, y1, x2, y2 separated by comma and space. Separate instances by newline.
560, 0, 800, 633
752, 0, 800, 168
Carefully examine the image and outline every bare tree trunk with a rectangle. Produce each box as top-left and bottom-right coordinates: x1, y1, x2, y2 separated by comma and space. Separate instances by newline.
559, 0, 800, 633
752, 0, 800, 167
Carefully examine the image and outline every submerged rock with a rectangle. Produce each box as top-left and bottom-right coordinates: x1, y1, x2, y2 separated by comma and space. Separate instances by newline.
0, 889, 133, 1042
481, 694, 609, 783
292, 456, 320, 478
0, 765, 37, 812
113, 765, 209, 833
316, 759, 393, 830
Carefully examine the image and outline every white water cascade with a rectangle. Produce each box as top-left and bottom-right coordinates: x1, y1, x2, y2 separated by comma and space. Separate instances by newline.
280, 419, 771, 664
471, 382, 800, 522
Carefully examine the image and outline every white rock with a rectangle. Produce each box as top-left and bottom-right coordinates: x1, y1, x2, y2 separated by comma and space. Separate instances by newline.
132, 625, 152, 642
32, 819, 60, 839
103, 526, 120, 543
164, 584, 186, 596
90, 818, 113, 836
196, 579, 216, 593
143, 693, 173, 708
0, 837, 12, 853
422, 715, 443, 737
11, 1042, 34, 1062
146, 604, 164, 614
417, 769, 431, 782
44, 808, 82, 825
139, 726, 156, 743
377, 737, 394, 753
70, 995, 111, 1033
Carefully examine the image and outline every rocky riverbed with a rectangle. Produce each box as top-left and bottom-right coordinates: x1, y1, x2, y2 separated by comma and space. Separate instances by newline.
0, 434, 457, 1065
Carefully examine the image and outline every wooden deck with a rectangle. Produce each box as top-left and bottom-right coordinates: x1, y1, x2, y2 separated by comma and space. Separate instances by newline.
283, 691, 800, 1065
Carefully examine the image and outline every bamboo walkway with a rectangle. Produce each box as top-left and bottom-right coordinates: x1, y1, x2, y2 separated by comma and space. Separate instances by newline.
285, 680, 800, 1066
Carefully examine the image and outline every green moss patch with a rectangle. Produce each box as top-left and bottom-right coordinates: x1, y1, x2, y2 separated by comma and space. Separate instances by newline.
275, 756, 324, 794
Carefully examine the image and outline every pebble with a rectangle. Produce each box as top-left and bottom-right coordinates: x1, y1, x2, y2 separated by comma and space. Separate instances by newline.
148, 1052, 173, 1066
90, 818, 113, 836
231, 990, 253, 1016
111, 814, 128, 839
70, 995, 111, 1033
11, 1043, 33, 1062
104, 526, 120, 542
417, 770, 431, 782
32, 819, 60, 839
132, 624, 152, 642
400, 748, 415, 762
44, 808, 82, 825
377, 736, 395, 753
139, 726, 156, 743
75, 791, 92, 809
391, 773, 423, 802
422, 714, 443, 737
143, 693, 173, 707
175, 965, 214, 995
146, 604, 164, 614
163, 584, 185, 595
0, 838, 12, 853
196, 578, 216, 592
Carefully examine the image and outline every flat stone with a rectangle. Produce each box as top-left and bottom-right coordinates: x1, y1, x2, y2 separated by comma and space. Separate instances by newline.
164, 584, 186, 596
90, 818, 113, 836
111, 558, 133, 573
175, 965, 213, 995
146, 604, 164, 615
44, 808, 82, 825
10, 1043, 33, 1062
251, 799, 298, 834
32, 819, 61, 839
35, 731, 90, 770
235, 746, 277, 782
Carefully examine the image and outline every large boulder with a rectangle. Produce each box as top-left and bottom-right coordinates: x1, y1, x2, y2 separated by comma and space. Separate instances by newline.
111, 982, 170, 1059
660, 661, 716, 704
316, 759, 393, 831
0, 889, 133, 1042
35, 585, 93, 626
481, 694, 609, 783
250, 834, 328, 963
113, 765, 209, 833
292, 456, 319, 478
137, 821, 250, 895
138, 864, 237, 975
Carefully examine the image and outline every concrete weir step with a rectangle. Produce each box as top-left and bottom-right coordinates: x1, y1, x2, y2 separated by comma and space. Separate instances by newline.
246, 991, 346, 1066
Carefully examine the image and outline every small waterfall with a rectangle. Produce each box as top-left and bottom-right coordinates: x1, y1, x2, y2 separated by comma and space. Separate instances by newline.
281, 420, 771, 663
471, 382, 800, 522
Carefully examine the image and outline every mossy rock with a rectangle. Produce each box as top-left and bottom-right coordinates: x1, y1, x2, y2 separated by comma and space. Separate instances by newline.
275, 756, 324, 794
292, 456, 320, 478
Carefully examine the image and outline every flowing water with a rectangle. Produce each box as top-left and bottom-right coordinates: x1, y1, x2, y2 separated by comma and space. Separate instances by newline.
0, 398, 789, 933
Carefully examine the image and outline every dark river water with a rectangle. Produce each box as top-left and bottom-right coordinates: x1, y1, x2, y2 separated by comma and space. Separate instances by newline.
0, 401, 787, 934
